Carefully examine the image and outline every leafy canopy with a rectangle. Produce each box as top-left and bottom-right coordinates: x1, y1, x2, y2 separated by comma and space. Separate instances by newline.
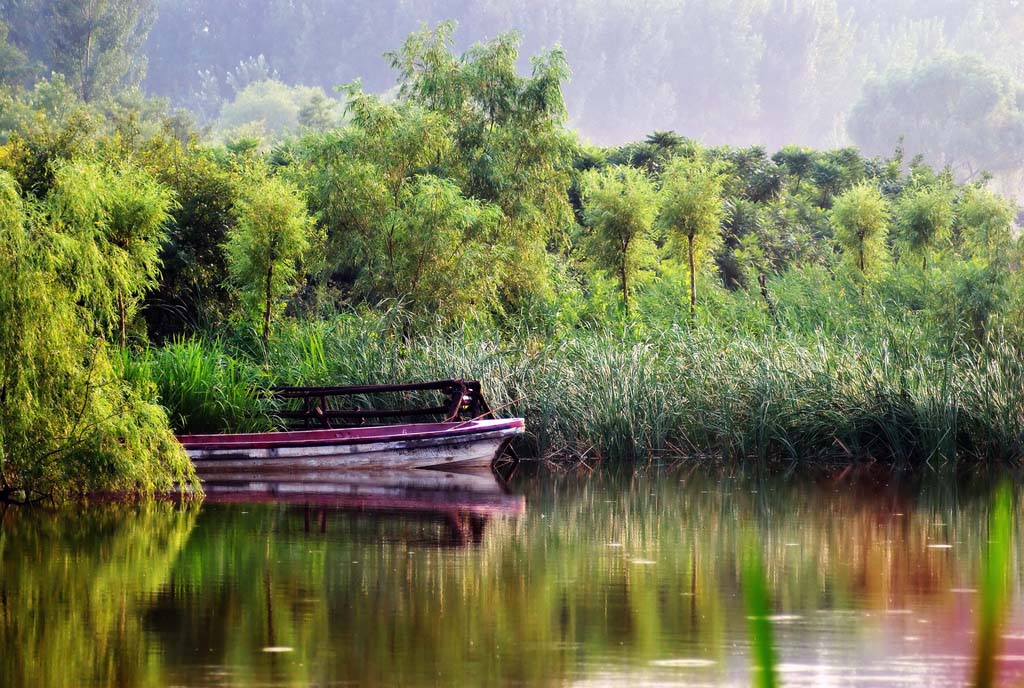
0, 168, 193, 501
224, 172, 315, 339
658, 154, 727, 314
580, 164, 659, 313
44, 159, 173, 342
831, 182, 890, 279
896, 184, 953, 269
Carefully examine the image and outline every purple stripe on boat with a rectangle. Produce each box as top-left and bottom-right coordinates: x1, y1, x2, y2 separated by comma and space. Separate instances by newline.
177, 418, 525, 451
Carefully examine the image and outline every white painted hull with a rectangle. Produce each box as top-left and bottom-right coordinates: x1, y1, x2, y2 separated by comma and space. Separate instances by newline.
182, 419, 524, 480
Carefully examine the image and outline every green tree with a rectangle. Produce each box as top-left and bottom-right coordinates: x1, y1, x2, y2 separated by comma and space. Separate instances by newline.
298, 92, 340, 131
830, 182, 890, 281
958, 186, 1015, 265
48, 0, 157, 102
224, 174, 314, 341
217, 79, 336, 143
772, 145, 816, 193
299, 87, 506, 322
849, 55, 1024, 182
105, 164, 174, 344
386, 22, 575, 305
658, 155, 726, 317
896, 185, 953, 270
580, 165, 659, 314
45, 160, 173, 345
374, 174, 501, 319
0, 168, 193, 501
0, 19, 31, 85
145, 144, 239, 338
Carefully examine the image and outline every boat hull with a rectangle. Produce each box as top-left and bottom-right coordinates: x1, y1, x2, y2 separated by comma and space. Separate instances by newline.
178, 418, 524, 478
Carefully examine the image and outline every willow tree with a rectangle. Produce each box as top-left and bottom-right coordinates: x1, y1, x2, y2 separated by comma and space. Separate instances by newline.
658, 155, 726, 317
0, 169, 193, 502
896, 185, 953, 270
580, 165, 659, 314
104, 165, 173, 344
44, 160, 173, 345
831, 182, 890, 282
385, 22, 576, 305
224, 174, 315, 341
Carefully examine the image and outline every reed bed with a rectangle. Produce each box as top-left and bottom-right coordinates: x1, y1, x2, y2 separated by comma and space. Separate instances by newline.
137, 314, 1024, 470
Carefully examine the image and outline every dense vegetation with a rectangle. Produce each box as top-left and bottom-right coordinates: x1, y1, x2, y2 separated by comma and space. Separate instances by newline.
0, 17, 1022, 501
3, 2, 1024, 194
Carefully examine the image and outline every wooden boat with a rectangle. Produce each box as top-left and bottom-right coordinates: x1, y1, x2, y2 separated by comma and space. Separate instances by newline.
177, 379, 525, 477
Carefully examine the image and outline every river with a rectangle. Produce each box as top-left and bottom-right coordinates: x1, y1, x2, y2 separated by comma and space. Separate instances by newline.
2, 466, 1022, 687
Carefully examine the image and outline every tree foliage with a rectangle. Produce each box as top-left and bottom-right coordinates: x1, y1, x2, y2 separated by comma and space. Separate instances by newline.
216, 79, 340, 143
658, 155, 726, 316
43, 160, 173, 344
896, 184, 952, 270
224, 172, 315, 340
957, 186, 1015, 265
46, 0, 158, 102
580, 165, 659, 313
830, 182, 890, 280
0, 168, 193, 501
850, 55, 1024, 182
386, 22, 575, 303
294, 27, 574, 322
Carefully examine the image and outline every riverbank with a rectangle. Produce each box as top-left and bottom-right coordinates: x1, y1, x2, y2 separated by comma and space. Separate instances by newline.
132, 309, 1024, 473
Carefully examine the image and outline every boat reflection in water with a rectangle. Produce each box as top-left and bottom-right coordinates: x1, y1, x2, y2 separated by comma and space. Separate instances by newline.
199, 466, 525, 545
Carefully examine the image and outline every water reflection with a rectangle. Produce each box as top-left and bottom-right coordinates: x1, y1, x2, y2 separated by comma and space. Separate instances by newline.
1, 468, 1023, 687
0, 503, 198, 687
202, 467, 525, 546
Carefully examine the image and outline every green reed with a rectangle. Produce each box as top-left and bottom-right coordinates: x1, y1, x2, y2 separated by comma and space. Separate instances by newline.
132, 338, 272, 434
139, 312, 1024, 471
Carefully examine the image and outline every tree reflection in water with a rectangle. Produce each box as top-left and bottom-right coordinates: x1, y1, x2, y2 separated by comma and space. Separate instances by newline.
1, 467, 1022, 687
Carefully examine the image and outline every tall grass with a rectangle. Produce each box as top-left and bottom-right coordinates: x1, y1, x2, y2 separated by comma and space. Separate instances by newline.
137, 311, 1024, 470
129, 338, 273, 434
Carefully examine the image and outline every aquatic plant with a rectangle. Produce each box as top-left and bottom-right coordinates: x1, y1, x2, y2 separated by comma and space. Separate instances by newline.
131, 338, 272, 434
141, 312, 1024, 471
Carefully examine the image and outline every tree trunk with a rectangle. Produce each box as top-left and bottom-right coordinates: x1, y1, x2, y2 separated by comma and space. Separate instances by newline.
117, 290, 126, 347
688, 234, 696, 319
81, 2, 96, 102
858, 245, 867, 297
620, 264, 629, 316
758, 273, 777, 322
263, 265, 273, 342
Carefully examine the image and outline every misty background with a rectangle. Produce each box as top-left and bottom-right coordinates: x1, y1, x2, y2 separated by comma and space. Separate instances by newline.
2, 0, 1023, 196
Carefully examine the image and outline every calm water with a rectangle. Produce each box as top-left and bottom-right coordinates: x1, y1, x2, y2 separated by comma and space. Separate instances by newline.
2, 467, 1024, 687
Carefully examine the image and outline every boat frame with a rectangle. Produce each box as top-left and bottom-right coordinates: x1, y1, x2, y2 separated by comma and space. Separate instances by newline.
177, 379, 524, 474
268, 379, 495, 428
